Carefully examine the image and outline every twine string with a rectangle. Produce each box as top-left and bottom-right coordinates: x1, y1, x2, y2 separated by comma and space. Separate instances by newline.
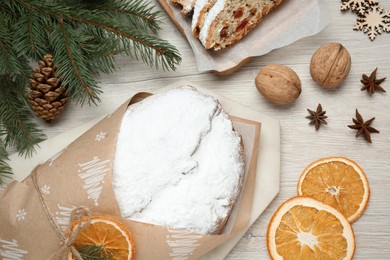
31, 166, 92, 260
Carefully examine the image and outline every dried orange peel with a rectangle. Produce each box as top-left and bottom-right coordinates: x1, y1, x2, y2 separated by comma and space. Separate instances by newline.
69, 215, 135, 260
267, 196, 355, 260
297, 156, 370, 222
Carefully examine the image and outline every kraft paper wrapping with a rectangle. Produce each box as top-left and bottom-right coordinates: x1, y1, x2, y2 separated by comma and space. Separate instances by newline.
0, 89, 261, 259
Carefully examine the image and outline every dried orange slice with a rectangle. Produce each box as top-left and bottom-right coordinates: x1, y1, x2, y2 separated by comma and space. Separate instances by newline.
267, 196, 355, 260
70, 216, 135, 260
297, 156, 370, 222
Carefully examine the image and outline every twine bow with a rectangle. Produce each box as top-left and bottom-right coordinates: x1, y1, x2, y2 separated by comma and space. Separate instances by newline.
32, 166, 92, 260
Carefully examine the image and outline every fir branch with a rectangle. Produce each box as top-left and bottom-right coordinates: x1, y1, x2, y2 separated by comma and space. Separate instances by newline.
91, 0, 162, 34
49, 18, 101, 105
12, 10, 50, 59
79, 22, 180, 71
78, 27, 118, 75
11, 0, 181, 71
78, 245, 113, 260
66, 0, 162, 34
104, 26, 181, 71
0, 11, 30, 76
0, 76, 46, 157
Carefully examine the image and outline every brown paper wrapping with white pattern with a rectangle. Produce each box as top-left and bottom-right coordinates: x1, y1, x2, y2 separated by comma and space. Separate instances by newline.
0, 90, 261, 260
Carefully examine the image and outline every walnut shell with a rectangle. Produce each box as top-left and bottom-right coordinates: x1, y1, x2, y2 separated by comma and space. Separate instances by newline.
310, 42, 351, 89
255, 64, 302, 105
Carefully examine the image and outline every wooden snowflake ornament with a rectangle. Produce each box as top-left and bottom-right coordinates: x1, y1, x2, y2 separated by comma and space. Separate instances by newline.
354, 5, 390, 40
341, 0, 379, 15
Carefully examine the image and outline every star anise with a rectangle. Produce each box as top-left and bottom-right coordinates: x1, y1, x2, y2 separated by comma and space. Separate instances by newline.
348, 109, 379, 143
361, 68, 386, 94
306, 104, 328, 130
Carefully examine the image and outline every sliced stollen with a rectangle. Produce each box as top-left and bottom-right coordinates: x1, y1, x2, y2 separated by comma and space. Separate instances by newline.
112, 86, 245, 234
199, 0, 284, 50
192, 0, 216, 38
170, 0, 196, 14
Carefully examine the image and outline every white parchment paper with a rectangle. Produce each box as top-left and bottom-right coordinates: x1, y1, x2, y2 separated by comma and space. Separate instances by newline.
165, 0, 330, 72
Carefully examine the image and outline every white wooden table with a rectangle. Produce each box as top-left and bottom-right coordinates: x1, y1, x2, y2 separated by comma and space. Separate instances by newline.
20, 1, 390, 259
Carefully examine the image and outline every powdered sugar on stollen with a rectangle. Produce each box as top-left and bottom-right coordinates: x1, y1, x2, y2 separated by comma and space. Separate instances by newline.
112, 86, 244, 234
184, 0, 196, 12
199, 0, 225, 45
192, 0, 209, 31
176, 0, 196, 13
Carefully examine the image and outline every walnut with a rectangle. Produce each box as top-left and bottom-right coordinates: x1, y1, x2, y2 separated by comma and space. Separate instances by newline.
310, 42, 351, 89
255, 64, 301, 105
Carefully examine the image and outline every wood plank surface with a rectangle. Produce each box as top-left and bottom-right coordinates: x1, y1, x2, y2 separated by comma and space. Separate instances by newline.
11, 0, 390, 259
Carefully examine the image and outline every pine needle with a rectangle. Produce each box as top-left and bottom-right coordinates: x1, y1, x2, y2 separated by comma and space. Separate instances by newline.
78, 244, 113, 260
0, 76, 46, 157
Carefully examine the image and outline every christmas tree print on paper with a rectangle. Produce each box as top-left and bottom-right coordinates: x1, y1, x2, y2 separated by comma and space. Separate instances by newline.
0, 239, 28, 259
55, 204, 76, 232
166, 228, 203, 260
78, 156, 110, 206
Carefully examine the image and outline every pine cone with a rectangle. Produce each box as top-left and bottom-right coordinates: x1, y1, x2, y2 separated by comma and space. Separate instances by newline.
28, 54, 68, 122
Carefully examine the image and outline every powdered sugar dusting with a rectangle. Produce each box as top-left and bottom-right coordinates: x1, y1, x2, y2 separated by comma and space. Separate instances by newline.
112, 86, 244, 234
192, 0, 209, 31
183, 0, 196, 13
199, 0, 225, 45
